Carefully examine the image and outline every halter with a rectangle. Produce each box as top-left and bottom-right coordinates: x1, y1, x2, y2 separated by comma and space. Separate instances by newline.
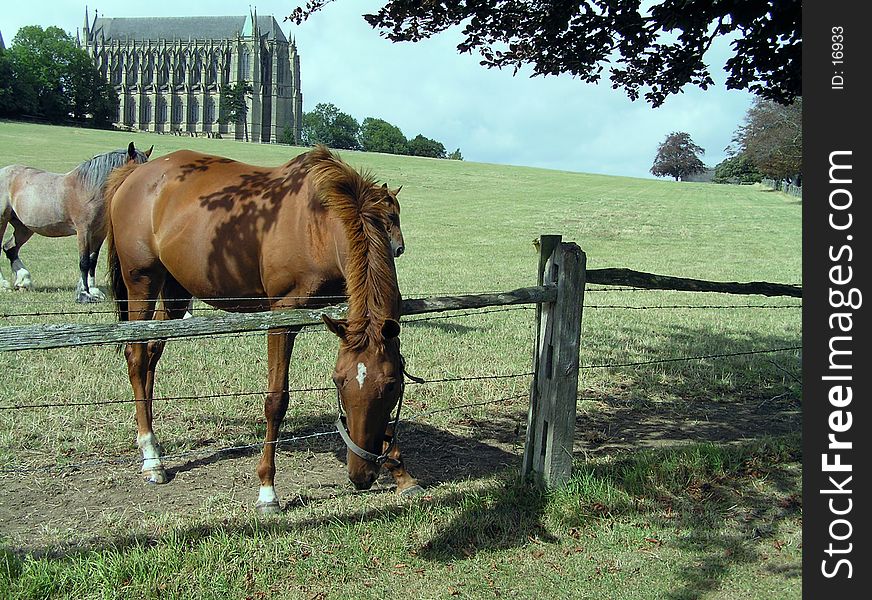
334, 355, 423, 467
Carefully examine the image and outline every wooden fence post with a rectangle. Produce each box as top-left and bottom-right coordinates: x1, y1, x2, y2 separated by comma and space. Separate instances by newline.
522, 236, 586, 487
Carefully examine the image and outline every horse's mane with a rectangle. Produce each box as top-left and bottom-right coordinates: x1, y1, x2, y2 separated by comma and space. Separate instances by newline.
306, 145, 400, 350
74, 148, 148, 198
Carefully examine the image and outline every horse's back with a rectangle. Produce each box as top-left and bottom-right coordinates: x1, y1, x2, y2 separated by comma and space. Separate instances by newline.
0, 165, 76, 236
110, 149, 332, 307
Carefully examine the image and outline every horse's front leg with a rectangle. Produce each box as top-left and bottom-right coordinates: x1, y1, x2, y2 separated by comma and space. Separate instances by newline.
126, 340, 168, 484
383, 425, 424, 497
255, 327, 299, 514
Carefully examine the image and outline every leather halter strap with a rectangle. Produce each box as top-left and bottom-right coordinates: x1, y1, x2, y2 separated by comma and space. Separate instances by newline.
334, 354, 424, 467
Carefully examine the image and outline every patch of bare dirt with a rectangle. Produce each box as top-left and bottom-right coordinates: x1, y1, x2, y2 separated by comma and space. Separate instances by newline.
0, 395, 800, 550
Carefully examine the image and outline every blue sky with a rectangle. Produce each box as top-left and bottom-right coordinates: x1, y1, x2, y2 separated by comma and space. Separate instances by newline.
2, 0, 755, 179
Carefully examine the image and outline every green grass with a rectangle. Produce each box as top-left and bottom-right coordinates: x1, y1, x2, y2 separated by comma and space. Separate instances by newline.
0, 121, 801, 598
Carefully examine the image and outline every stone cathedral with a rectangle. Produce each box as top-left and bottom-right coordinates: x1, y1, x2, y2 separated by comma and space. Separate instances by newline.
79, 8, 302, 143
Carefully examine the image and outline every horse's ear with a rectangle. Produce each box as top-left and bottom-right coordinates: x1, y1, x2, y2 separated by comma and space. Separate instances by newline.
381, 183, 388, 189
393, 185, 403, 195
322, 315, 348, 339
145, 145, 154, 158
381, 319, 401, 340
127, 142, 136, 161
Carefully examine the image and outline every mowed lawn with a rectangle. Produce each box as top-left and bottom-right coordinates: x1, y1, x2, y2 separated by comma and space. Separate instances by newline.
0, 121, 801, 599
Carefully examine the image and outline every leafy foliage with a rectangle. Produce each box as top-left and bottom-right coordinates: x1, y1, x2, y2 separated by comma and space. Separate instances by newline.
360, 117, 408, 154
651, 132, 706, 181
302, 102, 361, 150
713, 154, 762, 184
1, 26, 118, 126
219, 81, 253, 141
731, 97, 801, 183
291, 0, 801, 107
407, 134, 447, 159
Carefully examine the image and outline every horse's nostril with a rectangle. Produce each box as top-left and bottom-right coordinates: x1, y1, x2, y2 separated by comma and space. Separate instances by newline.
395, 246, 405, 257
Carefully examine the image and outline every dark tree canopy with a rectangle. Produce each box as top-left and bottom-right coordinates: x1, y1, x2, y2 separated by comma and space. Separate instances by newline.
651, 131, 705, 181
407, 134, 447, 159
2, 25, 118, 125
731, 97, 802, 183
301, 102, 361, 150
360, 117, 408, 154
291, 0, 800, 107
219, 81, 253, 140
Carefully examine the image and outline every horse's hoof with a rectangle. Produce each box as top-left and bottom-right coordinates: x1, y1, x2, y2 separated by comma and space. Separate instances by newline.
75, 292, 91, 304
89, 289, 106, 302
255, 500, 282, 514
143, 467, 168, 484
399, 484, 425, 498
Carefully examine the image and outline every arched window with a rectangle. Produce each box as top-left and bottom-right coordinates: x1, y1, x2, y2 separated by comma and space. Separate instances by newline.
141, 97, 152, 123
173, 98, 183, 124
205, 97, 215, 123
158, 55, 170, 86
190, 97, 200, 123
126, 97, 136, 126
156, 97, 167, 124
241, 48, 251, 76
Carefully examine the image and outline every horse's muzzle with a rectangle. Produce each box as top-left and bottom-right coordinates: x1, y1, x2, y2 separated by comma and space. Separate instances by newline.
394, 245, 405, 258
350, 472, 377, 491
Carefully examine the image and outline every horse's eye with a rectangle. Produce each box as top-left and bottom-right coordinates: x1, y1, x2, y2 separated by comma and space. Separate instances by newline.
385, 381, 397, 394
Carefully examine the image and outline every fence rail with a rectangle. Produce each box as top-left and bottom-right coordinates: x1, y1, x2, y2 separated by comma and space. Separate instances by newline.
0, 285, 556, 352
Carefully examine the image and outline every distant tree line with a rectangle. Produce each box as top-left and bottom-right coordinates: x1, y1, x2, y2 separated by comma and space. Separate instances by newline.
0, 26, 118, 127
650, 97, 802, 186
286, 102, 462, 160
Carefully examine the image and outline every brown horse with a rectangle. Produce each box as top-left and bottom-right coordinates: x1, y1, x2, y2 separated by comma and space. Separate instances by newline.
104, 146, 418, 512
0, 143, 152, 301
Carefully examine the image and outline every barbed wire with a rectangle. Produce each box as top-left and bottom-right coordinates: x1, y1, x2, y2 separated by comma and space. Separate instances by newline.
0, 301, 801, 320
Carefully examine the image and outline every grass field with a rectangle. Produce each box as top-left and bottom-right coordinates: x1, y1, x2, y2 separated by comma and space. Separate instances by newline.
0, 121, 801, 599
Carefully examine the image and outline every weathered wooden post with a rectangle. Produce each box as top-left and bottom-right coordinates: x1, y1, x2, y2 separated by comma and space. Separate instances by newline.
522, 235, 586, 487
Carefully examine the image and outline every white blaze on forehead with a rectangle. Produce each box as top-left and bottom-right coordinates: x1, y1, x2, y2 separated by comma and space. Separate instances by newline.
356, 362, 367, 389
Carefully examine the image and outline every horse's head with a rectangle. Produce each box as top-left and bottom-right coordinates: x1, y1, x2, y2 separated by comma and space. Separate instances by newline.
126, 142, 153, 164
324, 316, 404, 490
379, 184, 405, 258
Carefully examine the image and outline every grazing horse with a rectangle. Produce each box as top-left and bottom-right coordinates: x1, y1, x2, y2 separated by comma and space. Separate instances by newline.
103, 146, 418, 512
0, 142, 152, 302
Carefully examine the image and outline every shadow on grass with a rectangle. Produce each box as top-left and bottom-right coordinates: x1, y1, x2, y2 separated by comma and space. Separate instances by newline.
3, 319, 802, 598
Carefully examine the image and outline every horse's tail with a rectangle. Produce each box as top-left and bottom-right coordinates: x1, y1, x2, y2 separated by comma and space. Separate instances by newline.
103, 162, 141, 322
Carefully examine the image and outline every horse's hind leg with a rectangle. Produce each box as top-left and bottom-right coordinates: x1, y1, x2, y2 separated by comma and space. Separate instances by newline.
84, 229, 107, 302
76, 226, 106, 304
2, 215, 34, 291
255, 326, 300, 514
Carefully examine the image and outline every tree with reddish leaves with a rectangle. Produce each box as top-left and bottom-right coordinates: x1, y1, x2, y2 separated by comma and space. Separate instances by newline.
290, 1, 800, 108
731, 97, 802, 184
651, 132, 705, 181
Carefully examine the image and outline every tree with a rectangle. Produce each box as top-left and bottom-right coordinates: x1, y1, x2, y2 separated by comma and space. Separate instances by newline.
651, 132, 705, 181
68, 51, 119, 126
3, 25, 118, 126
291, 1, 800, 108
359, 117, 407, 154
713, 154, 762, 184
301, 102, 360, 150
219, 81, 253, 141
0, 45, 15, 117
407, 134, 446, 159
731, 97, 801, 183
447, 148, 464, 161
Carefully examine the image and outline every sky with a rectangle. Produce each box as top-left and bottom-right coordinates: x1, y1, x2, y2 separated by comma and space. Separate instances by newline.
2, 0, 755, 179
